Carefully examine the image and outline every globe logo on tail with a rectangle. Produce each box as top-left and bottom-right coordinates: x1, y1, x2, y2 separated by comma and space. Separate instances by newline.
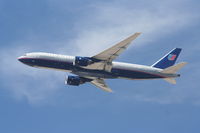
168, 54, 177, 61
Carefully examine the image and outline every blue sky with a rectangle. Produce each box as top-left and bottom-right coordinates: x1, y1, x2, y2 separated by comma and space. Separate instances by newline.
0, 0, 200, 132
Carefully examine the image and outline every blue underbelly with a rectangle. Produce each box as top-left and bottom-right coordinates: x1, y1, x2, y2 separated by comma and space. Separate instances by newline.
111, 68, 163, 79
29, 59, 162, 79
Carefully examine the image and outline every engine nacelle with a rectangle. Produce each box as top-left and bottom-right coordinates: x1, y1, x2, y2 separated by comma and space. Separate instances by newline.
65, 76, 84, 86
65, 76, 92, 86
74, 56, 93, 66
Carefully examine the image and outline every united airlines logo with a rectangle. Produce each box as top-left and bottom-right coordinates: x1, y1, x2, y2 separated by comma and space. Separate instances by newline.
168, 54, 177, 61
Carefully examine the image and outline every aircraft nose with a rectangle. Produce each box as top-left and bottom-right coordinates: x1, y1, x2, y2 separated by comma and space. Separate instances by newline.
17, 56, 25, 63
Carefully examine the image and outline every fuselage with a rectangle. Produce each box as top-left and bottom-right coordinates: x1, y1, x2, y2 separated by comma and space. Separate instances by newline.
18, 52, 179, 80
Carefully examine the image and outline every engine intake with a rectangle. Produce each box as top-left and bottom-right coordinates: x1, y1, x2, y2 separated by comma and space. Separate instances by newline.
74, 56, 93, 66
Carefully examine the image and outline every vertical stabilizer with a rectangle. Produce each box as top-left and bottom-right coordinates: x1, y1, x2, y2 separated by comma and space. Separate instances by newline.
152, 48, 182, 69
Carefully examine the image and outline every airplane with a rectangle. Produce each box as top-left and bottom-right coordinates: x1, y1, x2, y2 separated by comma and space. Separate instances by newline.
18, 33, 187, 92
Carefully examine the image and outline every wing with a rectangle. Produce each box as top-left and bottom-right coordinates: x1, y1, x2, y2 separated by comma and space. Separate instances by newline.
85, 33, 141, 71
93, 32, 141, 62
91, 78, 113, 92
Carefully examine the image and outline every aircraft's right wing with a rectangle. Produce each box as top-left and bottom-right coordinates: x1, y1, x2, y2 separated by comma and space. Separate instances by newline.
91, 78, 113, 92
84, 32, 141, 71
92, 32, 141, 62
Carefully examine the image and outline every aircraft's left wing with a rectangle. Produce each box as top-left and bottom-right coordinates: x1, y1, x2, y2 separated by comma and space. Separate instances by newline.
91, 78, 113, 92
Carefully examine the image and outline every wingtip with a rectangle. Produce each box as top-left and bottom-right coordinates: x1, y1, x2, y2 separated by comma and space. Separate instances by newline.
136, 32, 142, 34
135, 32, 142, 35
106, 88, 114, 93
134, 32, 142, 37
129, 32, 141, 38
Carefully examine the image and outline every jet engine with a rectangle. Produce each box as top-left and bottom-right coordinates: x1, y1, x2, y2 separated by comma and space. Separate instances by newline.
74, 56, 93, 66
65, 75, 91, 86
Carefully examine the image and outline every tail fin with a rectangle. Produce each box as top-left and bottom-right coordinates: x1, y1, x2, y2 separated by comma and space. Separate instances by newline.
162, 62, 187, 84
152, 48, 182, 69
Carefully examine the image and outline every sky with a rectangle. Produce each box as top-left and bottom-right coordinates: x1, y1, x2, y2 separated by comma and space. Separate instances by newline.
0, 0, 200, 132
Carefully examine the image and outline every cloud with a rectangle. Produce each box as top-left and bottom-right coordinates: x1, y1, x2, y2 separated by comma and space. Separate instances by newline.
0, 0, 199, 105
65, 0, 198, 57
0, 45, 65, 104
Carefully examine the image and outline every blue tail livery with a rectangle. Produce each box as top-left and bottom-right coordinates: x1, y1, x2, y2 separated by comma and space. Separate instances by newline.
152, 48, 182, 69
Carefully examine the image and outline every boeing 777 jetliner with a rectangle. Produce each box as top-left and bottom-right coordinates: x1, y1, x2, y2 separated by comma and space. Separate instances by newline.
18, 33, 187, 92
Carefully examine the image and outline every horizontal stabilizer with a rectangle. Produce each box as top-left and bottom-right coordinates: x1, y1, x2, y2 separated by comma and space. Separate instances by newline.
164, 78, 176, 84
162, 62, 187, 74
162, 62, 187, 84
